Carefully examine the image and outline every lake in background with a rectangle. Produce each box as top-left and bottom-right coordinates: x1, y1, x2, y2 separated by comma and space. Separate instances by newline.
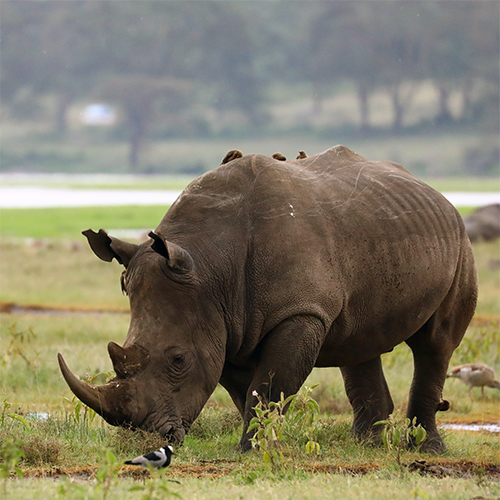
0, 173, 498, 208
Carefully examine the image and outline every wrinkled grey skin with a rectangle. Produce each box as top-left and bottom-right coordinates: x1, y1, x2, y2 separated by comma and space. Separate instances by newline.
59, 145, 477, 454
463, 203, 500, 242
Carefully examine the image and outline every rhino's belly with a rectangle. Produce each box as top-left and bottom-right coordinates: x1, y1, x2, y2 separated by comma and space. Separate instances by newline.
314, 277, 450, 367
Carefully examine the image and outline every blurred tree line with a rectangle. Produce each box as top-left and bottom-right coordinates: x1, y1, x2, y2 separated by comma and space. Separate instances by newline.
1, 0, 498, 170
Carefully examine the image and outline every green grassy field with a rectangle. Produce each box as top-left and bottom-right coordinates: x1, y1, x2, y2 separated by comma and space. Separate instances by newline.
0, 301, 499, 499
0, 204, 481, 240
0, 196, 499, 499
0, 205, 168, 239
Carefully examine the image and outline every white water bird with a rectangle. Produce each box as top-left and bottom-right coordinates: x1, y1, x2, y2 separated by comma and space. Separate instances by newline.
447, 363, 500, 397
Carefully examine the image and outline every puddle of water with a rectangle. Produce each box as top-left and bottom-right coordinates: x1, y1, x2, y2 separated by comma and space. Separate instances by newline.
0, 187, 182, 208
440, 423, 500, 433
28, 413, 50, 421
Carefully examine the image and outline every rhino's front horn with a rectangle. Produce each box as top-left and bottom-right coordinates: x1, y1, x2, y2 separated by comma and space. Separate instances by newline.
58, 353, 127, 425
108, 342, 150, 378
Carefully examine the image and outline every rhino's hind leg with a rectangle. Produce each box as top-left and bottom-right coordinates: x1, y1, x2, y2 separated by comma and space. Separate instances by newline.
340, 356, 394, 441
405, 315, 467, 454
404, 346, 449, 453
405, 264, 477, 454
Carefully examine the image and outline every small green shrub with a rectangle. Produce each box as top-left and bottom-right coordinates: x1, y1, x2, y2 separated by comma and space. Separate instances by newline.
374, 412, 426, 473
248, 386, 321, 468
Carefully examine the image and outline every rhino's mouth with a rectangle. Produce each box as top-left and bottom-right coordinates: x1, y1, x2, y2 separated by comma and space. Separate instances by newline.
140, 414, 187, 443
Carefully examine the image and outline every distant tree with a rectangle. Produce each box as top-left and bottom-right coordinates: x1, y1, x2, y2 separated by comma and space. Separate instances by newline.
96, 76, 188, 170
304, 2, 355, 117
189, 3, 266, 127
457, 1, 499, 126
423, 2, 499, 126
370, 2, 429, 131
323, 3, 381, 131
1, 0, 498, 149
303, 2, 426, 131
0, 2, 50, 113
1, 1, 121, 134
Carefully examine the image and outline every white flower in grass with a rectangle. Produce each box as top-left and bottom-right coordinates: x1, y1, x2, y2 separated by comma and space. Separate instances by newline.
252, 390, 258, 397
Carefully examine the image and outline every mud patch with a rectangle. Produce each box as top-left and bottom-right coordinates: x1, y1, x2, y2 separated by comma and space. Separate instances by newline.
0, 301, 128, 316
2, 302, 498, 328
408, 460, 500, 479
22, 463, 235, 481
21, 459, 500, 481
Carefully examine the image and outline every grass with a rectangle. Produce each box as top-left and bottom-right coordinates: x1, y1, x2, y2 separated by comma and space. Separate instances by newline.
0, 205, 169, 239
423, 177, 500, 193
0, 199, 499, 498
4, 473, 499, 500
0, 239, 128, 308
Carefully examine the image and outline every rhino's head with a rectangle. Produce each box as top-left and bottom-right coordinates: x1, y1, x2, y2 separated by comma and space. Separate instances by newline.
58, 228, 226, 442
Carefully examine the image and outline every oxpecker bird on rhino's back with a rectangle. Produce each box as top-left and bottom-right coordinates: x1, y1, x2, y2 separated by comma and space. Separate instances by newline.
59, 145, 477, 455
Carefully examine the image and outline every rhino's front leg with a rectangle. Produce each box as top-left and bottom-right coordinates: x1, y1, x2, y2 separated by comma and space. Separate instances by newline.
340, 356, 394, 440
219, 362, 254, 419
239, 315, 326, 451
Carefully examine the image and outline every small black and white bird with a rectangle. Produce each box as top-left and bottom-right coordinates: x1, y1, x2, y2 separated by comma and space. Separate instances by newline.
125, 445, 174, 470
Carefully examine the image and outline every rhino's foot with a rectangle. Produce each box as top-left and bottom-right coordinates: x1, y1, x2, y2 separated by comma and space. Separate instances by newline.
412, 431, 447, 455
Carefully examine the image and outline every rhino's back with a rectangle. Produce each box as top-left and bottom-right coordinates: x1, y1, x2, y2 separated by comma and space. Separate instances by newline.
168, 145, 450, 236
222, 145, 462, 261
162, 146, 473, 359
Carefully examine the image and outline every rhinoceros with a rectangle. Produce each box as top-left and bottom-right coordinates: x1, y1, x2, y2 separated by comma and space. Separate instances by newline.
58, 145, 477, 453
463, 203, 500, 242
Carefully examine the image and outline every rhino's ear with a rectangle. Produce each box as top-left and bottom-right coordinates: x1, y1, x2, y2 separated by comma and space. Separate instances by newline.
82, 228, 139, 268
149, 230, 194, 274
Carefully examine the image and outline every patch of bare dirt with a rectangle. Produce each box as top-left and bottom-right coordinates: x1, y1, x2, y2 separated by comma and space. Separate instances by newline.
21, 459, 500, 481
22, 463, 235, 481
408, 460, 500, 479
3, 302, 498, 326
0, 301, 128, 315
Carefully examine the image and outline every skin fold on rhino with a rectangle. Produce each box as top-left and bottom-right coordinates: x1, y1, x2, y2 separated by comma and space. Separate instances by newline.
58, 145, 477, 454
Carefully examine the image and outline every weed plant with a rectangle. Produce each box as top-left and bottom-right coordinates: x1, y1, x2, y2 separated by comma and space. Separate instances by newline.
248, 386, 322, 468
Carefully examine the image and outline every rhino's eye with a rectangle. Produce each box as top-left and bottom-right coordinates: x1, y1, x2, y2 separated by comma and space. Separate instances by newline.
172, 354, 185, 365
165, 348, 190, 377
